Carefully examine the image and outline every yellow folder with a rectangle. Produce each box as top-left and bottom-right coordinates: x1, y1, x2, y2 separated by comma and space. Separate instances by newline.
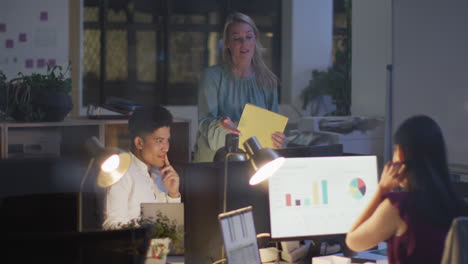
237, 103, 288, 149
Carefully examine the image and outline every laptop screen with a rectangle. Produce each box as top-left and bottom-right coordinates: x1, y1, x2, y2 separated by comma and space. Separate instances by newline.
218, 206, 261, 264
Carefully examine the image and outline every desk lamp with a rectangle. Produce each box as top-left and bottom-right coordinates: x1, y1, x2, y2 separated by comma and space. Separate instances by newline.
214, 133, 247, 163
222, 136, 285, 213
79, 137, 131, 231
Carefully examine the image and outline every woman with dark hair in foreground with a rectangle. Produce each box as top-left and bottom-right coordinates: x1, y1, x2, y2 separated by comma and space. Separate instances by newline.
346, 115, 467, 264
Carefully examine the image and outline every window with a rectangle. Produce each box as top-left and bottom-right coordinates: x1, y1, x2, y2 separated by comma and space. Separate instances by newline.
82, 0, 281, 106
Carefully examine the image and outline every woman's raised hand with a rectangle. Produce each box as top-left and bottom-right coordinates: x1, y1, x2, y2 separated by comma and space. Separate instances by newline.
271, 131, 285, 149
220, 117, 241, 135
379, 161, 406, 193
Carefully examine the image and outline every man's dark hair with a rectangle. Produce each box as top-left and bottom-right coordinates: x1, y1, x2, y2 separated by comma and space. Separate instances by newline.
128, 105, 173, 141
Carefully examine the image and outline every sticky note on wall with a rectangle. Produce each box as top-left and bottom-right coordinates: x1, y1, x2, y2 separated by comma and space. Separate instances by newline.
40, 11, 48, 21
19, 33, 27, 42
25, 59, 34, 68
6, 39, 13, 48
37, 58, 45, 68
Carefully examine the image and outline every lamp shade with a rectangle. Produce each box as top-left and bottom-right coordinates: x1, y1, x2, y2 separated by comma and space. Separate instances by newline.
84, 136, 131, 188
243, 137, 285, 185
97, 152, 131, 187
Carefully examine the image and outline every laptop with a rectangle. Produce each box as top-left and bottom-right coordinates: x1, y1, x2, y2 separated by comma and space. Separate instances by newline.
218, 206, 262, 264
140, 203, 184, 224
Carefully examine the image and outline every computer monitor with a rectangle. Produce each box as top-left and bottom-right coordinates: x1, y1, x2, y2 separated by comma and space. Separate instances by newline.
268, 156, 378, 240
226, 144, 344, 236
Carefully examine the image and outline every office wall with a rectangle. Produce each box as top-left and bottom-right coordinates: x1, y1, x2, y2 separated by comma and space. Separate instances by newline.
0, 0, 69, 79
392, 0, 468, 167
351, 0, 392, 117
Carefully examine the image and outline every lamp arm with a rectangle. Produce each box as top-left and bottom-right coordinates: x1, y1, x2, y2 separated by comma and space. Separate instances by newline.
78, 157, 95, 232
221, 152, 247, 261
223, 152, 248, 213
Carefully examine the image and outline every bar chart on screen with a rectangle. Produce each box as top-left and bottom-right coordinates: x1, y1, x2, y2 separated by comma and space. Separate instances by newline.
283, 179, 329, 207
269, 156, 378, 239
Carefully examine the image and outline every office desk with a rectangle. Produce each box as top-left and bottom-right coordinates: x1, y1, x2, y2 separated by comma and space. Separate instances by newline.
150, 252, 388, 264
147, 256, 291, 264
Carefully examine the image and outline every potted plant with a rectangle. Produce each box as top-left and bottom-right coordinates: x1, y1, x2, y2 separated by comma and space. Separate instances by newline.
301, 0, 352, 116
301, 67, 350, 116
118, 211, 183, 264
7, 64, 73, 122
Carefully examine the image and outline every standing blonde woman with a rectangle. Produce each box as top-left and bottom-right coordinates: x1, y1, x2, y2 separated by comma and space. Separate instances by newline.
194, 12, 285, 162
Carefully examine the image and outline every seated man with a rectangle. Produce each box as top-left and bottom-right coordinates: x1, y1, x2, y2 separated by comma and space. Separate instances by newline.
102, 105, 181, 229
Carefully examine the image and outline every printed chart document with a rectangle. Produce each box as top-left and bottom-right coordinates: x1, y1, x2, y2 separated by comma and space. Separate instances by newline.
237, 103, 288, 149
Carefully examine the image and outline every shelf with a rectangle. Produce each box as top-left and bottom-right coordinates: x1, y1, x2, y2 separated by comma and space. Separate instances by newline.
0, 117, 190, 162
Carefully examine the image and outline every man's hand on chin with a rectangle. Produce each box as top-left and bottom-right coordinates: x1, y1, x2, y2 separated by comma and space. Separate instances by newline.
160, 155, 180, 198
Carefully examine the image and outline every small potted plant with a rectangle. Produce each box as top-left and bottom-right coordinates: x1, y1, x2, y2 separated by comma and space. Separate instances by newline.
7, 64, 73, 122
118, 211, 183, 264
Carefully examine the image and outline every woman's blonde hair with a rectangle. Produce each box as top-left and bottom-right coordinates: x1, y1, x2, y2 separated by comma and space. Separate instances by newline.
222, 12, 278, 90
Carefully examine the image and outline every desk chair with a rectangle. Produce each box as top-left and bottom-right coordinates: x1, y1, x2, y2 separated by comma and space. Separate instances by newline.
441, 216, 468, 264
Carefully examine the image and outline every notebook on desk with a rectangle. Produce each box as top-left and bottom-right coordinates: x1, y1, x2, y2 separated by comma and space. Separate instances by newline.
218, 206, 262, 264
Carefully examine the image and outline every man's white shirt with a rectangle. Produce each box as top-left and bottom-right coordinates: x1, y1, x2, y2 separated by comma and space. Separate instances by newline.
102, 152, 181, 229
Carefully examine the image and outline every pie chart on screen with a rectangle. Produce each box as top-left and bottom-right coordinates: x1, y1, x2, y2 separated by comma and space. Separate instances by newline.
349, 178, 366, 199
